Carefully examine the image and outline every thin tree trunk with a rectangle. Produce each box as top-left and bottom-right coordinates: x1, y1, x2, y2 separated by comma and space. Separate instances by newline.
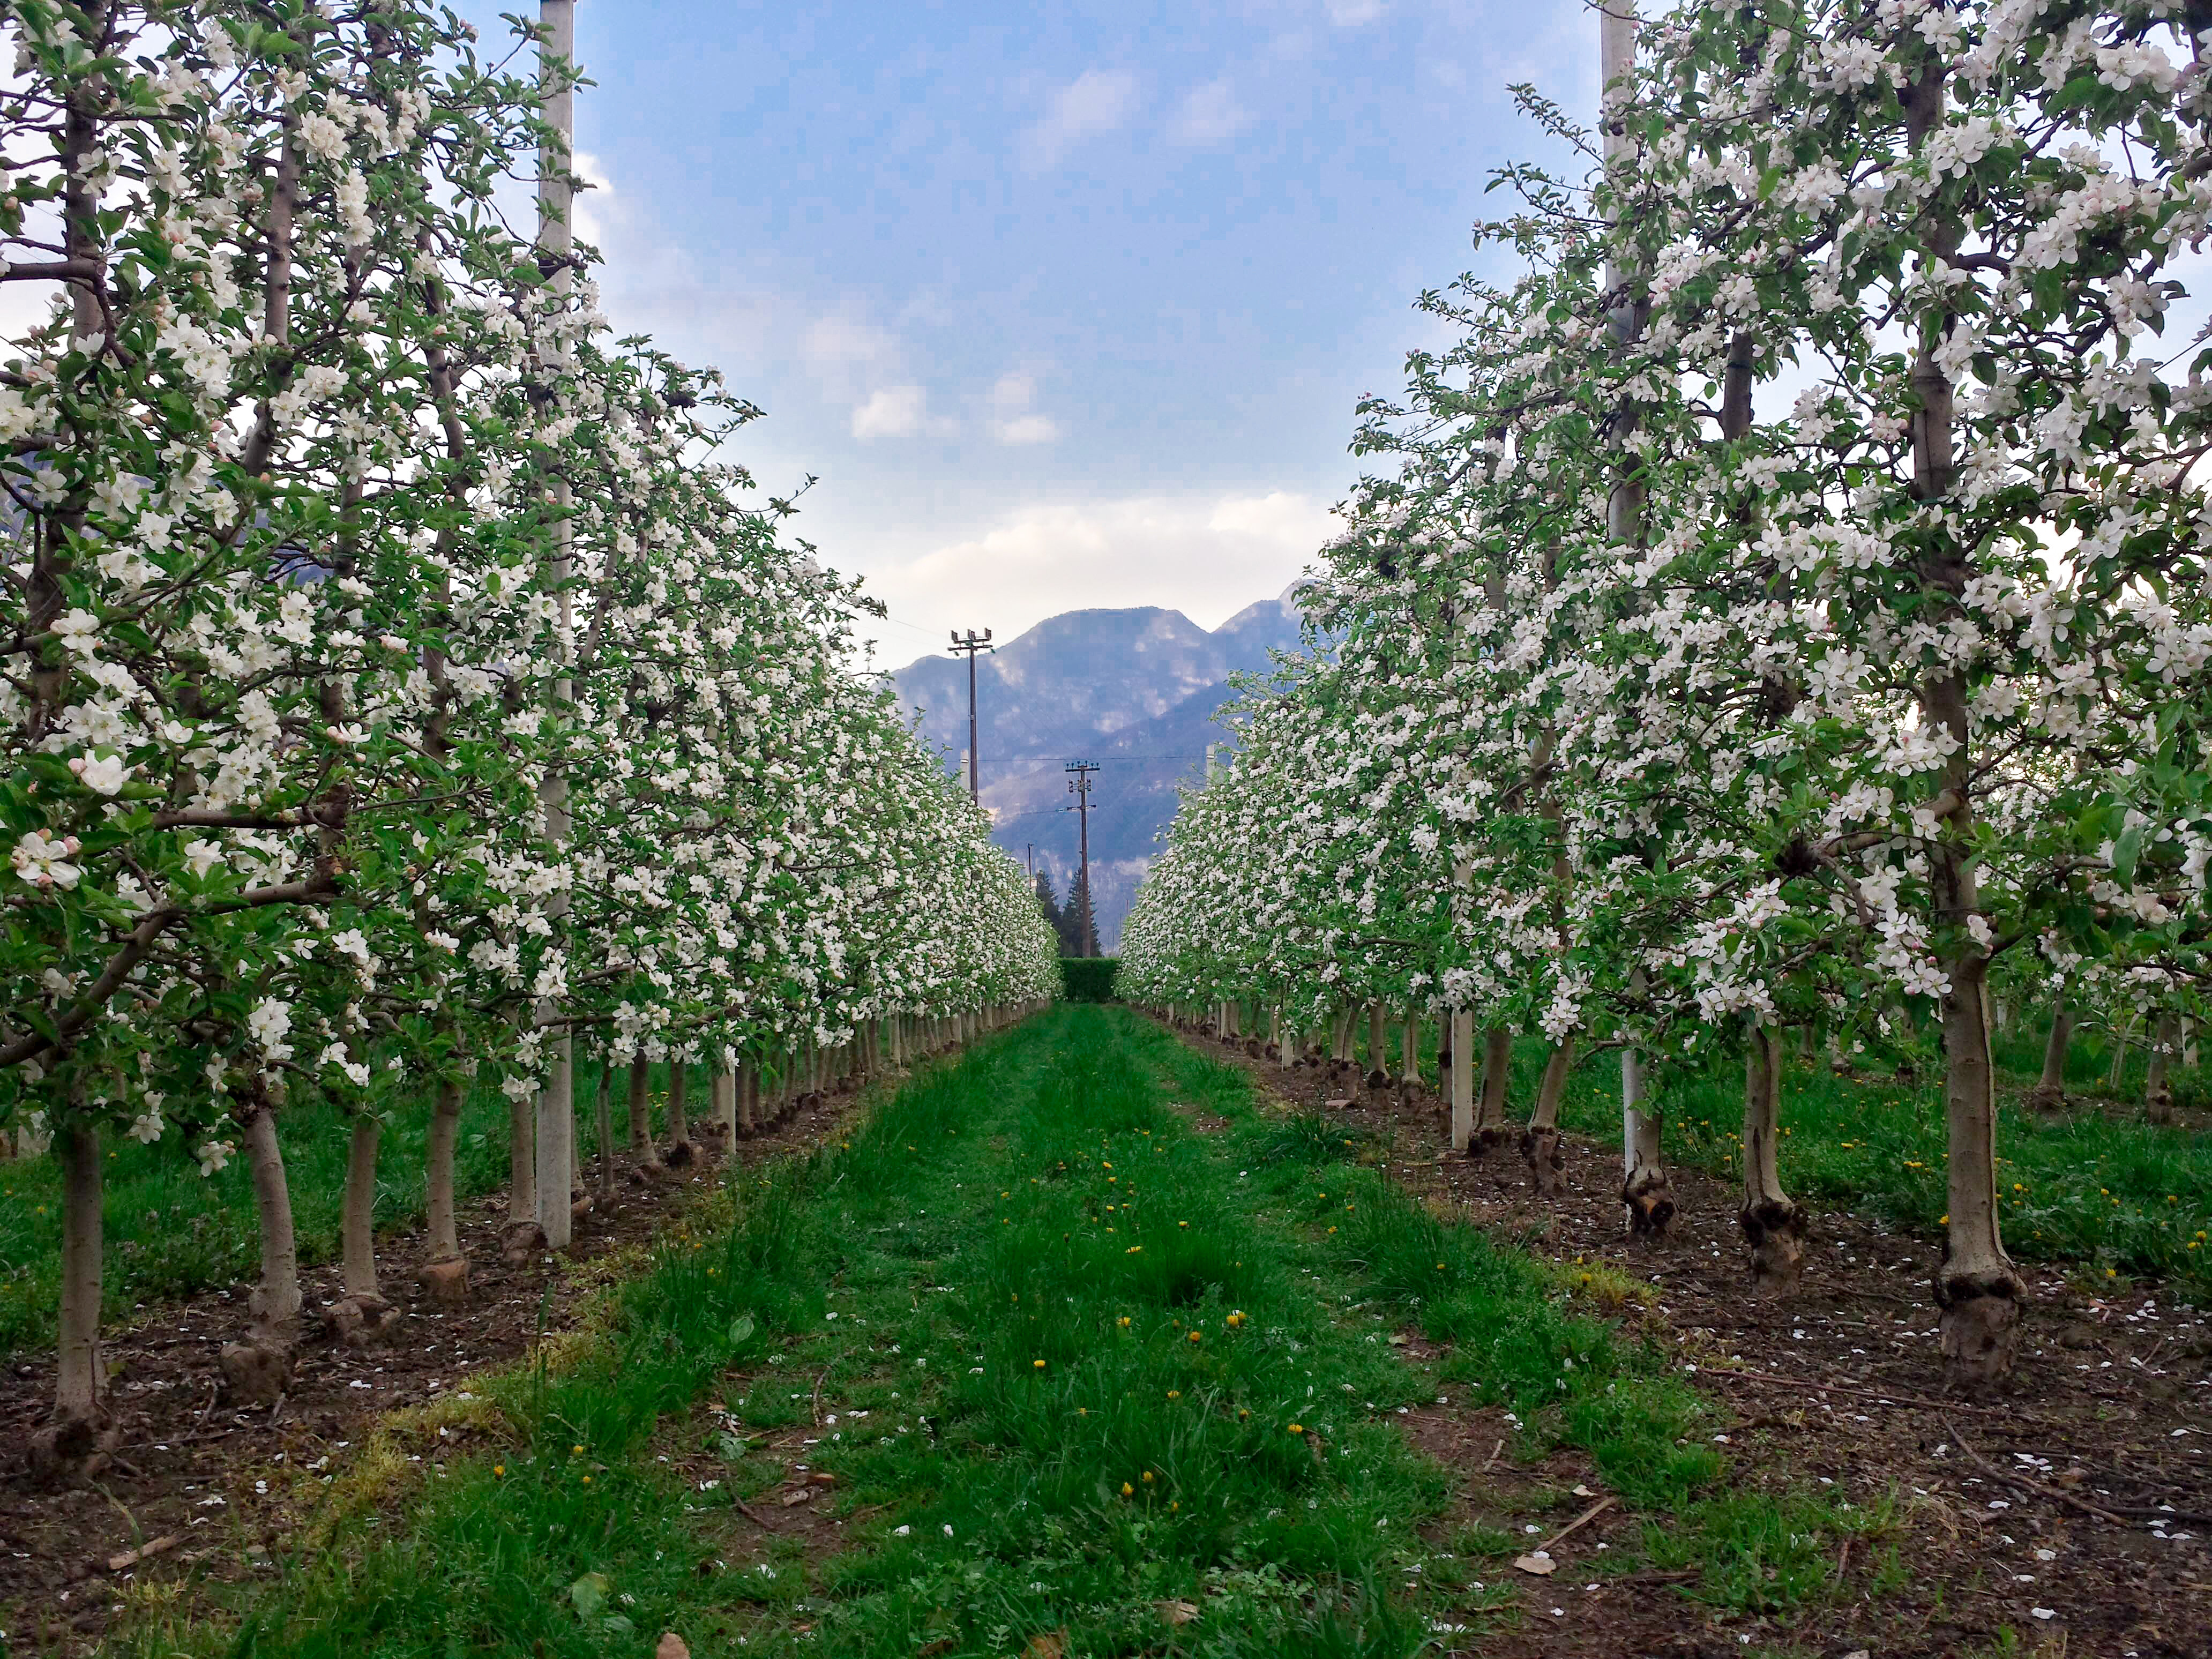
1400, 1008, 1419, 1094
2147, 1011, 2181, 1124
627, 1055, 658, 1156
54, 1120, 103, 1426
340, 1114, 381, 1301
2032, 999, 2074, 1108
507, 1088, 536, 1225
714, 1066, 738, 1138
1449, 1008, 1475, 1150
1904, 32, 2024, 1393
1521, 1038, 1575, 1195
1366, 1003, 1388, 1087
1622, 1047, 1672, 1239
1478, 1025, 1513, 1144
426, 1073, 465, 1261
595, 1058, 615, 1198
664, 1059, 692, 1164
219, 1107, 303, 1403
242, 1108, 302, 1333
1740, 1025, 1804, 1292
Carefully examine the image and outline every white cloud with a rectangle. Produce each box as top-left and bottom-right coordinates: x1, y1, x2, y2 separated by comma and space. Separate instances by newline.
804, 315, 901, 372
1326, 0, 1386, 24
857, 490, 1336, 647
1020, 69, 1139, 171
1171, 79, 1252, 146
987, 371, 1063, 445
851, 385, 930, 440
993, 414, 1063, 445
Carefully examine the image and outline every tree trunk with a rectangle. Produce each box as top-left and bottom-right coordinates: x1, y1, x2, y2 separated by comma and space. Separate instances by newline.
426, 1073, 465, 1261
243, 1108, 301, 1333
2031, 1000, 2073, 1109
1448, 1008, 1476, 1150
1622, 1047, 1672, 1239
1366, 1003, 1389, 1088
1521, 1038, 1575, 1195
595, 1058, 615, 1198
54, 1120, 104, 1426
1740, 1025, 1804, 1292
664, 1059, 692, 1165
507, 1087, 535, 1224
1478, 1025, 1513, 1145
627, 1055, 659, 1161
714, 1066, 738, 1138
340, 1114, 381, 1301
2146, 1011, 2181, 1125
220, 1107, 302, 1404
1400, 1008, 1420, 1094
1936, 956, 2021, 1387
1904, 44, 2024, 1392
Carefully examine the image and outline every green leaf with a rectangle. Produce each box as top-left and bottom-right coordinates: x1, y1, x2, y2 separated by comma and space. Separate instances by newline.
727, 1313, 756, 1349
569, 1571, 611, 1623
2112, 824, 2143, 886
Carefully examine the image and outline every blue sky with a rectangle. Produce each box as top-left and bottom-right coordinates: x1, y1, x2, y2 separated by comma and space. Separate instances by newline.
469, 1, 1599, 663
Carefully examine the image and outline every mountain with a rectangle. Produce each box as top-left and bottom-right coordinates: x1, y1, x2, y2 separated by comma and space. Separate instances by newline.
891, 591, 1307, 949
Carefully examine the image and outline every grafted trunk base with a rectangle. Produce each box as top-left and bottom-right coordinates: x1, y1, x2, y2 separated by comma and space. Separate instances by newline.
25, 1416, 118, 1488
219, 1332, 294, 1406
418, 1254, 471, 1307
1520, 1126, 1565, 1196
1623, 1170, 1675, 1241
1364, 1067, 1389, 1090
1938, 1264, 2024, 1391
1740, 1195, 1806, 1295
662, 1138, 696, 1168
324, 1292, 402, 1349
500, 1217, 549, 1266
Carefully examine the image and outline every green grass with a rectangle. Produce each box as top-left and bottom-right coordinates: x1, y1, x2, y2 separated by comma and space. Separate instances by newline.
1536, 1033, 2212, 1298
104, 1013, 1911, 1659
112, 1007, 1901, 1658
1253, 1003, 2210, 1298
0, 1060, 706, 1354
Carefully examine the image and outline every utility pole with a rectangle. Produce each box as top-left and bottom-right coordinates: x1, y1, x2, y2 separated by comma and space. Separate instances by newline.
948, 629, 993, 802
1063, 760, 1099, 957
1024, 842, 1035, 880
530, 0, 578, 1252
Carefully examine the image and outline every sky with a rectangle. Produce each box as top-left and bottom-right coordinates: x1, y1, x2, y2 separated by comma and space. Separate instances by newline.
462, 0, 1602, 666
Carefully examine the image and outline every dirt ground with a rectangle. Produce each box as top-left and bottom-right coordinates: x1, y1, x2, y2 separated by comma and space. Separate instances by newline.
0, 1085, 867, 1654
8, 1023, 2207, 1659
1170, 1019, 2212, 1659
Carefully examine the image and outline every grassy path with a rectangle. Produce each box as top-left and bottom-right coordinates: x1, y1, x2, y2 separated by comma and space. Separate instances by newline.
136, 1007, 1887, 1658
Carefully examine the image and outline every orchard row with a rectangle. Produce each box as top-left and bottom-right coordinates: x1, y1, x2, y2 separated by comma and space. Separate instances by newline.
1123, 0, 2212, 1387
0, 0, 1058, 1464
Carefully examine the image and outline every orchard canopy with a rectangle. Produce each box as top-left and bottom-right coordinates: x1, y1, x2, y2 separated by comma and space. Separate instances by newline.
1124, 0, 2212, 1387
0, 0, 1056, 1446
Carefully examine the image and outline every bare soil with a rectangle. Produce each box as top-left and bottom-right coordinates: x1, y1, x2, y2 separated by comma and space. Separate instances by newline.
1168, 1021, 2212, 1659
0, 1085, 868, 1654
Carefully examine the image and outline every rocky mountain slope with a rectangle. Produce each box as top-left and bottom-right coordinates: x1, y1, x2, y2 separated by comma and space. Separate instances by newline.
892, 591, 1307, 948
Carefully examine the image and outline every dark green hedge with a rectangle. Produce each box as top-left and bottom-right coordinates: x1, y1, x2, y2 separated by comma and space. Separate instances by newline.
1059, 958, 1120, 1002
